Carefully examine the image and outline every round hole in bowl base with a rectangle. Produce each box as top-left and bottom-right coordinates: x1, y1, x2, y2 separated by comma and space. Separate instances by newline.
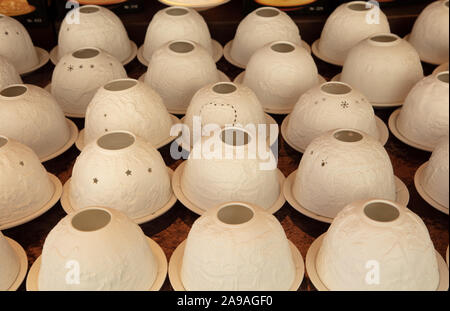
26, 237, 167, 291
168, 239, 304, 291
172, 161, 286, 216
414, 162, 449, 215
311, 39, 344, 67
283, 170, 410, 224
40, 119, 79, 163
306, 233, 449, 291
388, 109, 435, 152
18, 47, 50, 76
5, 237, 28, 291
0, 173, 62, 231
60, 168, 178, 224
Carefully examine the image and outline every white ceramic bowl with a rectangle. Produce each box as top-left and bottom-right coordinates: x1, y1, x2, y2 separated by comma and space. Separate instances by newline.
0, 14, 41, 74
293, 129, 397, 219
315, 199, 440, 290
0, 84, 72, 160
144, 40, 222, 114
158, 0, 230, 11
0, 56, 22, 90
242, 41, 320, 112
228, 7, 303, 67
285, 82, 382, 151
69, 131, 173, 220
313, 1, 390, 66
340, 33, 424, 105
84, 79, 174, 148
179, 128, 280, 211
37, 207, 159, 290
0, 136, 55, 227
408, 0, 449, 65
396, 72, 449, 150
56, 5, 133, 63
50, 47, 127, 117
181, 202, 297, 290
0, 231, 20, 291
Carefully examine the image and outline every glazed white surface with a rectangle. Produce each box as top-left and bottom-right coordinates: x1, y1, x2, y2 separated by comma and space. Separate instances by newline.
0, 137, 54, 226
408, 0, 449, 64
0, 84, 71, 159
84, 80, 173, 147
0, 231, 19, 290
70, 133, 172, 219
38, 207, 158, 291
286, 83, 380, 151
0, 14, 39, 73
230, 7, 302, 66
58, 6, 132, 62
397, 73, 449, 149
143, 7, 213, 61
0, 56, 22, 90
144, 41, 220, 112
181, 204, 296, 290
243, 42, 319, 111
422, 139, 449, 208
51, 48, 127, 116
293, 130, 396, 218
316, 199, 440, 290
341, 35, 424, 104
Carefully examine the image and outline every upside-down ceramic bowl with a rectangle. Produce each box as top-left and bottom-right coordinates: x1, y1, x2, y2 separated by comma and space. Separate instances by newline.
394, 72, 449, 151
0, 56, 22, 90
313, 1, 390, 66
0, 84, 74, 161
55, 5, 135, 64
179, 202, 298, 291
242, 41, 320, 113
407, 0, 449, 65
35, 207, 163, 291
50, 47, 127, 117
339, 33, 424, 105
284, 82, 384, 152
67, 131, 173, 221
312, 199, 442, 290
292, 129, 397, 219
144, 40, 223, 114
83, 79, 175, 149
226, 7, 304, 68
0, 231, 24, 291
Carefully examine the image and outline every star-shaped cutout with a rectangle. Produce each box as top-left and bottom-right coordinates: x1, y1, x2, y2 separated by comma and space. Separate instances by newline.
93, 178, 99, 184
126, 170, 132, 176
341, 101, 349, 109
68, 65, 74, 72
19, 161, 24, 166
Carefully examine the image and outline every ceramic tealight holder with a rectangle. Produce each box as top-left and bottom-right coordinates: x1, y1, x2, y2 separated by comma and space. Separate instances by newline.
282, 82, 389, 153
27, 207, 168, 291
62, 131, 176, 224
389, 72, 449, 152
0, 231, 28, 291
224, 7, 308, 69
335, 33, 424, 108
415, 138, 449, 215
407, 0, 449, 65
0, 136, 62, 231
173, 128, 286, 215
0, 14, 49, 75
0, 84, 78, 162
306, 199, 449, 291
78, 79, 179, 151
169, 202, 304, 291
235, 41, 322, 114
283, 129, 409, 223
52, 5, 137, 65
139, 6, 223, 66
48, 47, 127, 118
143, 40, 228, 114
0, 56, 22, 90
312, 1, 390, 66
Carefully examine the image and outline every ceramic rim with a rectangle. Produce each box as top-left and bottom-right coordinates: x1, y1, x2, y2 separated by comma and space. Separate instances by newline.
414, 162, 449, 215
60, 168, 178, 224
39, 119, 79, 163
168, 239, 304, 291
311, 39, 344, 67
157, 0, 230, 10
5, 237, 28, 291
283, 170, 410, 224
19, 47, 50, 76
172, 161, 287, 216
433, 63, 449, 76
0, 173, 62, 230
306, 233, 449, 291
404, 34, 442, 65
388, 109, 435, 152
